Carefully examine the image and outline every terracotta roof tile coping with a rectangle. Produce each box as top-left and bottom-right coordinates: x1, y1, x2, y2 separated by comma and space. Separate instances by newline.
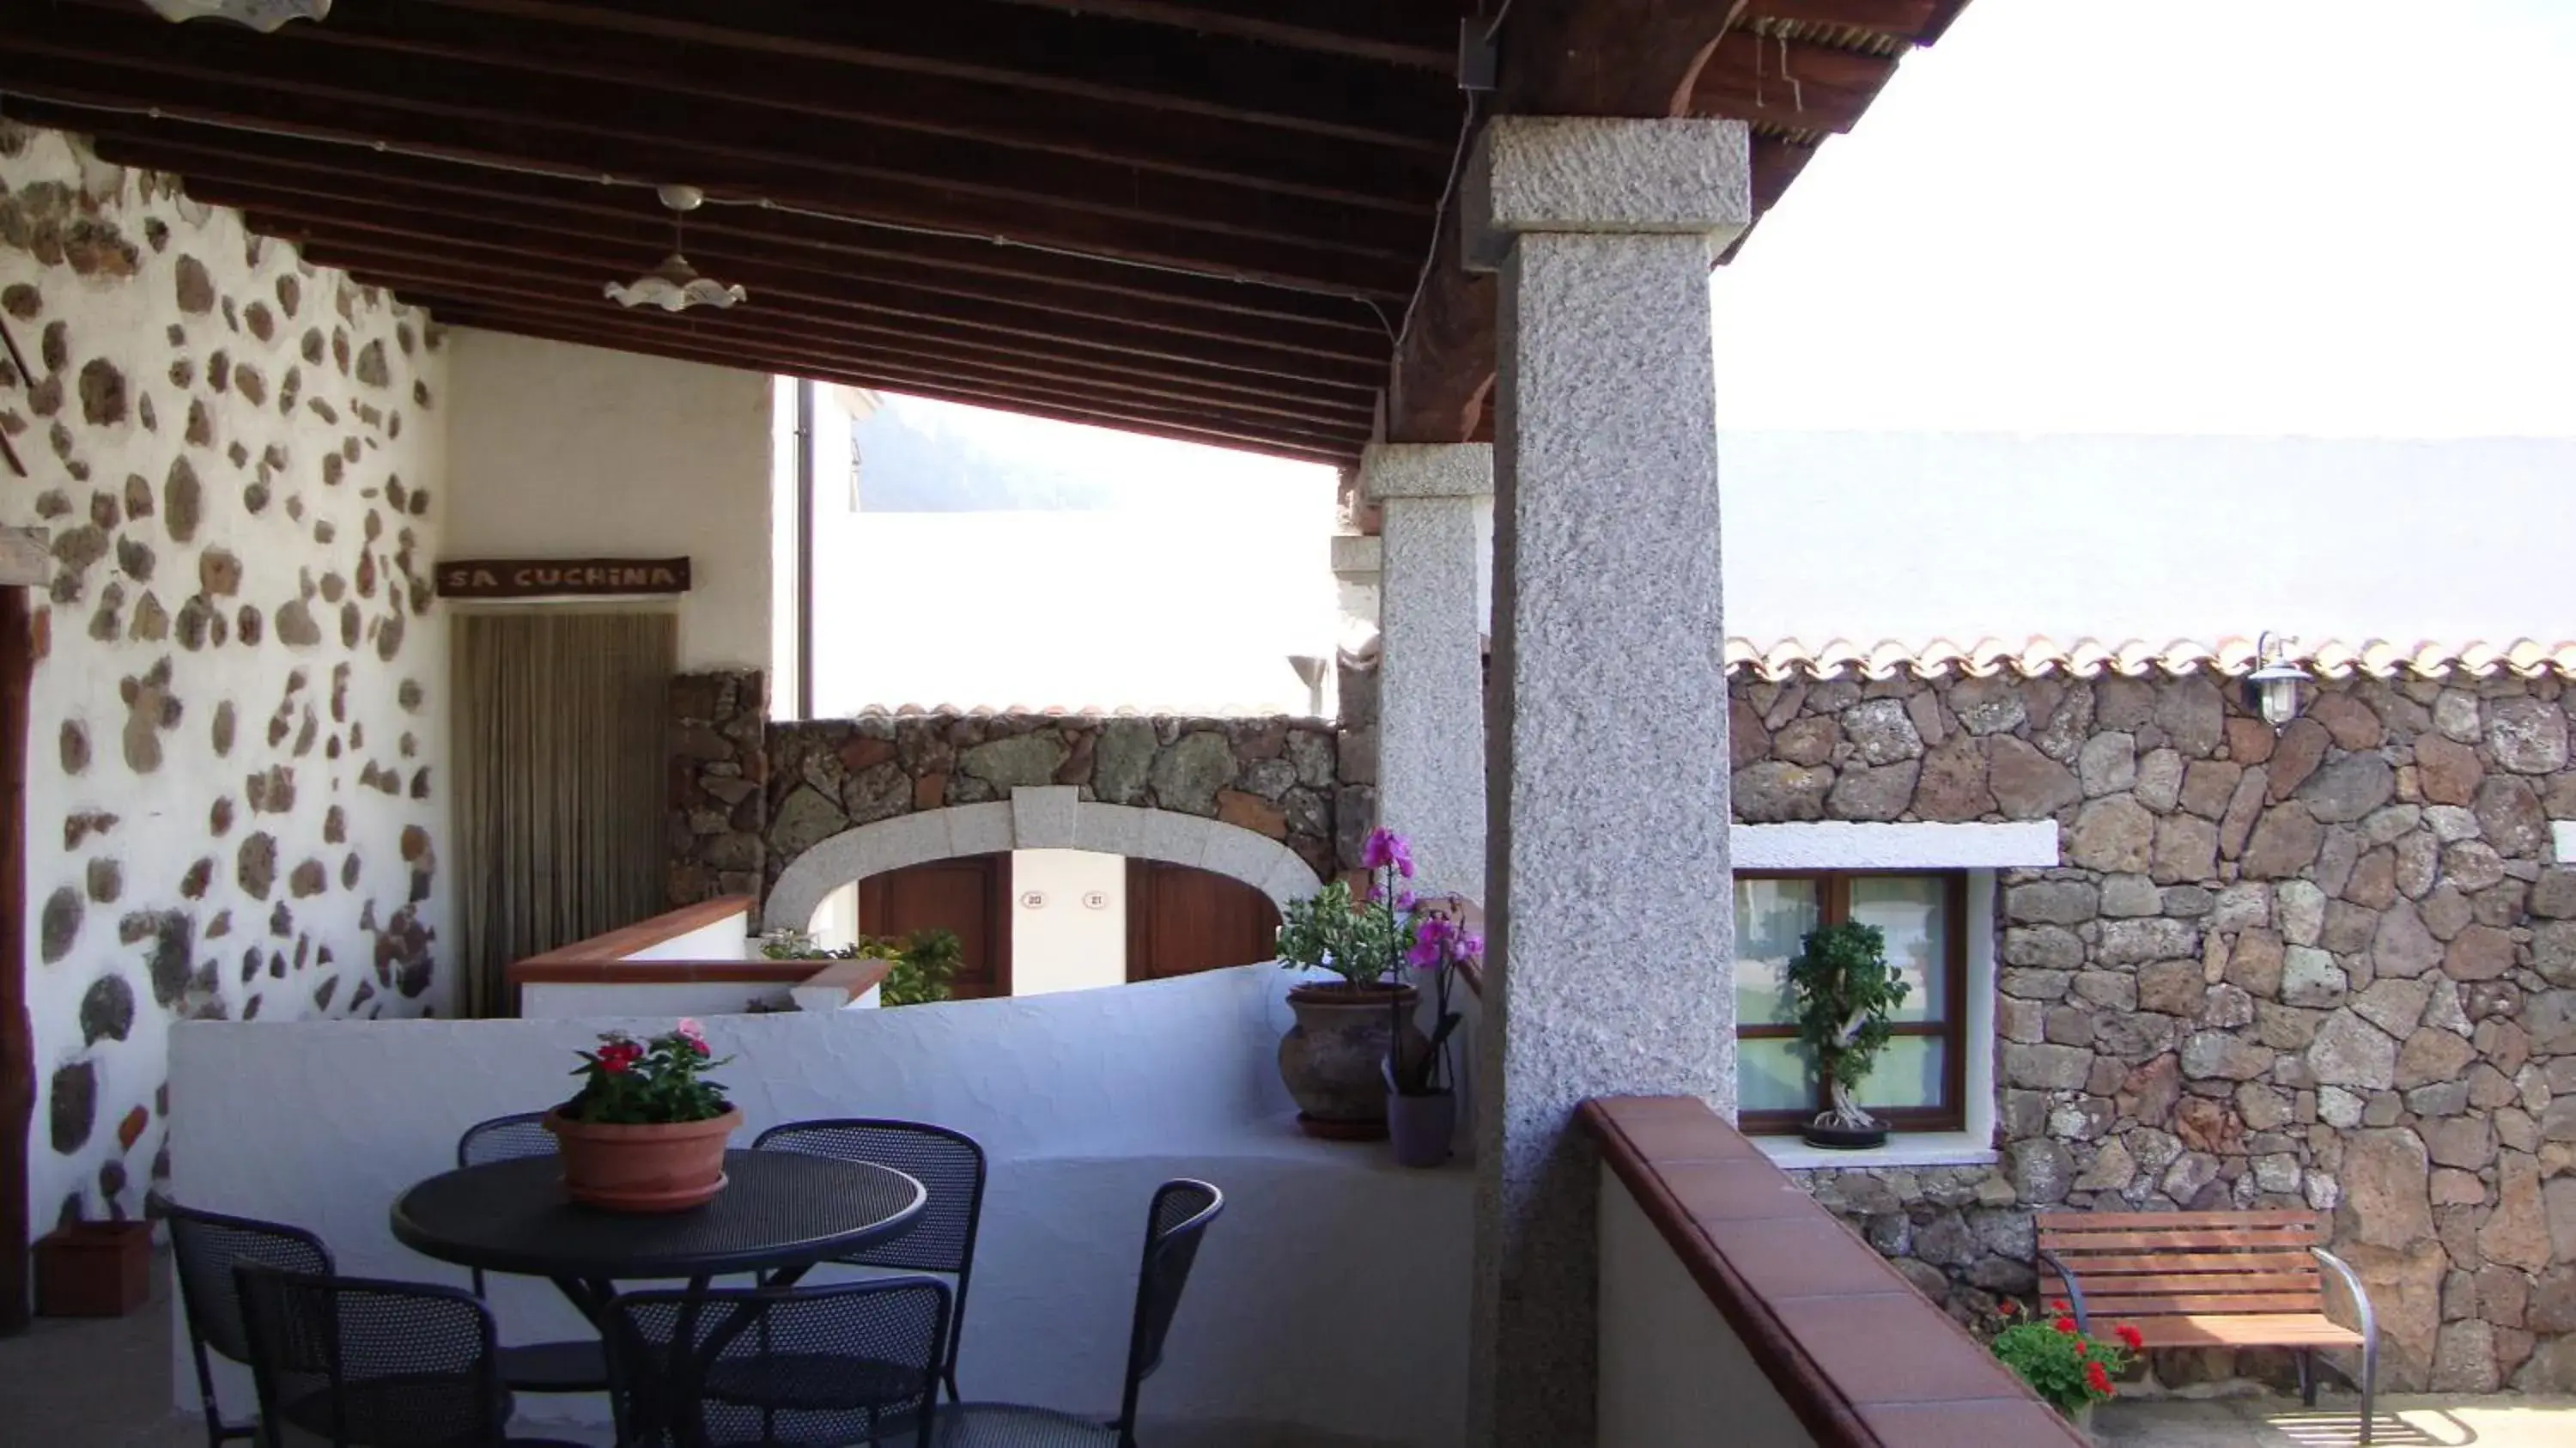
1581, 1097, 2084, 1448
1725, 636, 2576, 681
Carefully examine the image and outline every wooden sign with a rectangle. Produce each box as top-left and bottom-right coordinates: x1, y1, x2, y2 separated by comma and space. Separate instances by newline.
436, 557, 692, 599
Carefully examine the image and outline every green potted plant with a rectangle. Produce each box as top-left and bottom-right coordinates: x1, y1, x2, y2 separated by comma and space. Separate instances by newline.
544, 1020, 739, 1212
1990, 1300, 2139, 1437
1273, 827, 1426, 1141
1786, 920, 1910, 1149
761, 927, 963, 1006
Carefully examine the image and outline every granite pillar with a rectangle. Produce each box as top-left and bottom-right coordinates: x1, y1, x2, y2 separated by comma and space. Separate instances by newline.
1464, 117, 1752, 1447
1365, 443, 1493, 899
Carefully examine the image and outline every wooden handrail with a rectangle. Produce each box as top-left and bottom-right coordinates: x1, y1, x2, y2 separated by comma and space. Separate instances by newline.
1583, 1096, 2084, 1448
512, 897, 754, 968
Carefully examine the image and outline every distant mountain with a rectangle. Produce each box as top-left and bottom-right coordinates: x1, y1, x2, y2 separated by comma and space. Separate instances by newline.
850, 401, 1139, 512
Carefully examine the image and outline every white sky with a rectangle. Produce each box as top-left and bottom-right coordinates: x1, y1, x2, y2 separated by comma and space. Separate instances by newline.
1713, 0, 2576, 438
812, 0, 2576, 711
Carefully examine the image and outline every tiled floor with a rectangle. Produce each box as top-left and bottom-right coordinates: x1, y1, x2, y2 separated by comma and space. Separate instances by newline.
2101, 1393, 2576, 1448
3, 1264, 200, 1448
12, 1273, 2571, 1448
0, 1256, 1368, 1447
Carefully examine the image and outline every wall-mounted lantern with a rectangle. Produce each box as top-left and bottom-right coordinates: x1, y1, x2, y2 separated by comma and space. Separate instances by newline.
145, 0, 331, 31
2245, 632, 2311, 729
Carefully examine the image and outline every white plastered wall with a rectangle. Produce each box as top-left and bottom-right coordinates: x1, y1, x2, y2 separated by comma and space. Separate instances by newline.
170, 966, 1470, 1445
442, 330, 773, 672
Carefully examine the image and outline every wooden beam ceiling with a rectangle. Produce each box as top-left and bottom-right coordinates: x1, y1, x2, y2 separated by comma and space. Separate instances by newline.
0, 0, 1965, 465
25, 103, 1388, 344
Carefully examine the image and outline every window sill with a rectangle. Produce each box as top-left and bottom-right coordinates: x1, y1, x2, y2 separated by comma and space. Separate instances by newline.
1752, 1131, 1998, 1171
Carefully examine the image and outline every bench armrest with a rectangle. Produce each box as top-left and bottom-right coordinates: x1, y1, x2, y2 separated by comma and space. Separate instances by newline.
2311, 1247, 2377, 1348
2035, 1246, 2093, 1337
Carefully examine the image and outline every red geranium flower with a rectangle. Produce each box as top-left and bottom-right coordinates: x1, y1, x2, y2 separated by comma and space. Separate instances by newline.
2116, 1323, 2144, 1352
2053, 1316, 2079, 1335
2085, 1360, 2114, 1397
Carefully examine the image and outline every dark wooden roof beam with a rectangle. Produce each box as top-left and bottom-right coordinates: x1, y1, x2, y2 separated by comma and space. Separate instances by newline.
374, 279, 1371, 436
404, 0, 1462, 145
425, 306, 1367, 466
0, 78, 1412, 301
936, 0, 1461, 72
2, 10, 1427, 247
1739, 1, 1942, 41
226, 200, 1388, 394
43, 0, 1452, 209
1692, 30, 1898, 135
295, 249, 1378, 428
106, 147, 1388, 368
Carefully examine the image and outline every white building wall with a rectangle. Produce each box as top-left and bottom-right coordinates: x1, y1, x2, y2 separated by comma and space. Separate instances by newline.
444, 331, 772, 672
1010, 848, 1126, 995
3, 125, 453, 1228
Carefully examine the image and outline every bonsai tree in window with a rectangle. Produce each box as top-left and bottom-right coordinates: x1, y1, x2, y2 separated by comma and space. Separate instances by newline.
1786, 920, 1911, 1149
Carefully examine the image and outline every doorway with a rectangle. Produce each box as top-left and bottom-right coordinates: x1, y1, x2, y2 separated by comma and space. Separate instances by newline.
1126, 858, 1285, 983
859, 854, 1013, 1000
1, 587, 32, 1334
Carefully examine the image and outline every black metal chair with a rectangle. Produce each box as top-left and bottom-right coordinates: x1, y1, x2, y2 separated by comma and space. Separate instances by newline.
918, 1179, 1224, 1448
167, 1205, 337, 1448
602, 1277, 951, 1448
455, 1110, 610, 1396
751, 1118, 988, 1400
232, 1264, 586, 1448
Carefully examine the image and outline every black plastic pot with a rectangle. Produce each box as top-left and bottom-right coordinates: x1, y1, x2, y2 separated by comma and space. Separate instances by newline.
1800, 1122, 1890, 1151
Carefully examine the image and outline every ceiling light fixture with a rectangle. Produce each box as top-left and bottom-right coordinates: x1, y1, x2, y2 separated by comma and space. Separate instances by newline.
144, 0, 332, 32
605, 185, 748, 313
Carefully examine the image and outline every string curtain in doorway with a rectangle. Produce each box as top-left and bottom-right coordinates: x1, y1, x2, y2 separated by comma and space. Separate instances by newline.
453, 611, 674, 1017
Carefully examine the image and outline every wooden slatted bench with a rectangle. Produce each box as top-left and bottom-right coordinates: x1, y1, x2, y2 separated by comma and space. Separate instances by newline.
2038, 1209, 2379, 1442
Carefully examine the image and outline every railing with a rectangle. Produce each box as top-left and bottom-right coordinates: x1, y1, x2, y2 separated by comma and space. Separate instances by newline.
1584, 1096, 2085, 1448
504, 897, 890, 1017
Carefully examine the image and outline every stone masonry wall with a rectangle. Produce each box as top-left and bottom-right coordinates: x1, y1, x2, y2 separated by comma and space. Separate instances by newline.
1728, 667, 2576, 1393
3, 124, 451, 1228
665, 671, 1340, 920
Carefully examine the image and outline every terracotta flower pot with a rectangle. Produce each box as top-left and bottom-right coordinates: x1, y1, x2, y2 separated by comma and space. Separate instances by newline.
1279, 983, 1419, 1140
543, 1106, 741, 1213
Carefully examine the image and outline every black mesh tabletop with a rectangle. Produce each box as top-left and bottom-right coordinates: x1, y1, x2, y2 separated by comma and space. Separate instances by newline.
392, 1150, 926, 1281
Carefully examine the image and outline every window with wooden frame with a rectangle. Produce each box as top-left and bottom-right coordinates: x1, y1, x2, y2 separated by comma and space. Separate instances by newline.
1735, 871, 1970, 1135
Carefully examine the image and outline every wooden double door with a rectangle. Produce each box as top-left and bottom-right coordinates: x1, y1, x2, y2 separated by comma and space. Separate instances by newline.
856, 853, 1280, 997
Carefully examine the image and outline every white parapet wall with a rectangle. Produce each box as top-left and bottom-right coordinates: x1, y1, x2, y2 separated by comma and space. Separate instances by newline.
168, 964, 1470, 1445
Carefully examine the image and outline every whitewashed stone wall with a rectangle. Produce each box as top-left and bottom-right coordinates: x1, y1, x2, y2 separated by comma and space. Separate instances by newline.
1, 124, 451, 1229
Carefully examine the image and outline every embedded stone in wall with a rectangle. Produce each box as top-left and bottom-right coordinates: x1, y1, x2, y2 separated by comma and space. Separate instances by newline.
76, 358, 125, 427
49, 1062, 96, 1154
78, 974, 133, 1046
237, 832, 277, 898
40, 886, 82, 964
164, 455, 203, 542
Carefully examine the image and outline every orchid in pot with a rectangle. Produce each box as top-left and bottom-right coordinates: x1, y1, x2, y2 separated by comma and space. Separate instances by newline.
542, 1020, 741, 1212
1385, 901, 1480, 1166
1274, 826, 1474, 1156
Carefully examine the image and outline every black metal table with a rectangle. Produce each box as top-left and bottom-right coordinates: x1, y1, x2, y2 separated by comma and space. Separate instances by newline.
391, 1148, 927, 1319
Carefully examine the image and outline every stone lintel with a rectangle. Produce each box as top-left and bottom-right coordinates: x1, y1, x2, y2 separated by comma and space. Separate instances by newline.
1363, 441, 1495, 502
1462, 117, 1752, 272
1329, 534, 1383, 580
1010, 785, 1080, 850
